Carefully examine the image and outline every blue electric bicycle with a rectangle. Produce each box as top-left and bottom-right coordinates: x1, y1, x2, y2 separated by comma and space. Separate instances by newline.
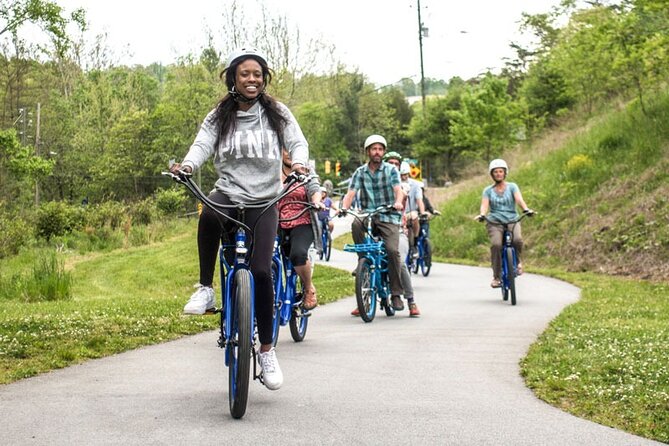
343, 206, 397, 323
319, 213, 332, 262
164, 169, 307, 419
479, 212, 534, 306
270, 201, 321, 345
406, 214, 436, 277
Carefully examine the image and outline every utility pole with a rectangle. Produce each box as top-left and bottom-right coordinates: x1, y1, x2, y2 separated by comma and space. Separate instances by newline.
417, 0, 427, 113
35, 103, 41, 206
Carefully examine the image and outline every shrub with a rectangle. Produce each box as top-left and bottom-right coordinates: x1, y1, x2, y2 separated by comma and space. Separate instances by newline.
0, 212, 33, 258
155, 188, 188, 215
129, 197, 155, 225
86, 201, 127, 229
565, 154, 594, 180
36, 201, 83, 240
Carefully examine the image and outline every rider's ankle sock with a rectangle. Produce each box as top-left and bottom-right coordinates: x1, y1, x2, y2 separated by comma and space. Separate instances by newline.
406, 297, 414, 304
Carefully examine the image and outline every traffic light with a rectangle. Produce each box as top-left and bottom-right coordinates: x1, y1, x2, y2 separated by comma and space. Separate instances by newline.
325, 160, 331, 174
335, 161, 341, 177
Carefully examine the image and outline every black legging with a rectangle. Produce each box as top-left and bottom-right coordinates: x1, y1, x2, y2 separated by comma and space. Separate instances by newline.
197, 190, 278, 345
279, 224, 314, 267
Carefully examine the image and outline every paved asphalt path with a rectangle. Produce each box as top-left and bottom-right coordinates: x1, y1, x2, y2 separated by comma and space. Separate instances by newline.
0, 217, 663, 445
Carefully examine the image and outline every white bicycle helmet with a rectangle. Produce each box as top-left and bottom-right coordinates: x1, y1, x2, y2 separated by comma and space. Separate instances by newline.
488, 159, 508, 174
364, 134, 387, 150
400, 161, 411, 175
225, 47, 268, 69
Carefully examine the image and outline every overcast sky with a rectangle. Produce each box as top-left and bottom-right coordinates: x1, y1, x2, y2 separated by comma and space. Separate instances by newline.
49, 0, 560, 86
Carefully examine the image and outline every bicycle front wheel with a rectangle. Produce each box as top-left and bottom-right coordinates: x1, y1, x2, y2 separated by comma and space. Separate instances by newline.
420, 239, 432, 277
289, 276, 309, 342
506, 248, 517, 305
324, 233, 332, 261
229, 269, 252, 419
355, 258, 377, 323
270, 260, 281, 347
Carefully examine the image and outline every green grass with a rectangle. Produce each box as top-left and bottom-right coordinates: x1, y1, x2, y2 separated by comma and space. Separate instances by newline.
521, 272, 669, 443
0, 220, 354, 384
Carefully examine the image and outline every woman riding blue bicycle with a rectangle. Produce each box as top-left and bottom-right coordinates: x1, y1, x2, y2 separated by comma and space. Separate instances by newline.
169, 47, 309, 391
476, 159, 534, 288
278, 148, 323, 311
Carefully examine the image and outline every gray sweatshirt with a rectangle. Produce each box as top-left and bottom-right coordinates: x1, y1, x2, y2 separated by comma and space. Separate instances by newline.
182, 101, 309, 204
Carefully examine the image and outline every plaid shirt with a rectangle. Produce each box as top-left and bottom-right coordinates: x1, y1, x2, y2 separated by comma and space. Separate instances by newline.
349, 161, 401, 224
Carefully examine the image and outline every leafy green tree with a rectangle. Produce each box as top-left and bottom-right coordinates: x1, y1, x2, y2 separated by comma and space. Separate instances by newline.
151, 62, 218, 186
519, 57, 575, 128
449, 73, 525, 162
0, 128, 53, 205
408, 80, 465, 181
294, 100, 347, 172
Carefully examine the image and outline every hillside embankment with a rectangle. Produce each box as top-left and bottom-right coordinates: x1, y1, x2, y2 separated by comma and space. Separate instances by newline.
424, 96, 669, 282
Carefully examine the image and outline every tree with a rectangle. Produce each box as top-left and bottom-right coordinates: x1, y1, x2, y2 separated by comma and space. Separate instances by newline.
449, 73, 525, 162
0, 0, 86, 56
0, 128, 53, 205
408, 80, 466, 181
519, 56, 575, 128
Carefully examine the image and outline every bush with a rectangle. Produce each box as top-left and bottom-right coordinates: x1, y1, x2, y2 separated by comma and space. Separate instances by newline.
155, 188, 188, 215
129, 197, 155, 225
36, 201, 84, 240
85, 201, 127, 229
0, 212, 34, 258
565, 154, 594, 180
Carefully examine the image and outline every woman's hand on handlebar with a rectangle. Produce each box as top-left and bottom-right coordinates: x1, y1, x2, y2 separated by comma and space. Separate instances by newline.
291, 163, 309, 175
169, 162, 192, 175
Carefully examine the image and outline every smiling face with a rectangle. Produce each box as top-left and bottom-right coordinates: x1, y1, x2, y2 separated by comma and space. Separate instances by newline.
235, 58, 263, 100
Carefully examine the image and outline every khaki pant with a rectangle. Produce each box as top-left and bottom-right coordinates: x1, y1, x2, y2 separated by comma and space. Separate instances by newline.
486, 221, 523, 280
352, 218, 403, 296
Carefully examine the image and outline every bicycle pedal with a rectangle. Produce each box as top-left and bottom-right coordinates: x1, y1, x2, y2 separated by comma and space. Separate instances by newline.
204, 308, 221, 315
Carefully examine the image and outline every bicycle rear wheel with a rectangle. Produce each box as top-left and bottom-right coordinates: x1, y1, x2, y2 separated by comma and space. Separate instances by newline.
355, 257, 377, 322
506, 248, 517, 305
289, 276, 309, 341
229, 269, 252, 419
420, 239, 432, 277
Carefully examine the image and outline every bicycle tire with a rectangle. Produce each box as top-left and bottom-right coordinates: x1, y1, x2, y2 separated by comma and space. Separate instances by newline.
229, 269, 252, 419
289, 276, 309, 341
383, 298, 396, 317
270, 260, 281, 347
355, 257, 376, 322
324, 234, 332, 261
420, 239, 432, 277
506, 248, 517, 305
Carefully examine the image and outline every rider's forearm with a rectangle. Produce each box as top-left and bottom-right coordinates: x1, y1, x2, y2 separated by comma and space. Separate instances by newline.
341, 190, 355, 210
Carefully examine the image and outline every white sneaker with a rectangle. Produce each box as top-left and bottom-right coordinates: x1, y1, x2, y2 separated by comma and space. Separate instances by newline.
258, 348, 283, 390
183, 284, 215, 315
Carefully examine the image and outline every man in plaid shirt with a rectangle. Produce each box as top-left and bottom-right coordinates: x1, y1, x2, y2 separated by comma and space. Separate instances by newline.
340, 134, 405, 311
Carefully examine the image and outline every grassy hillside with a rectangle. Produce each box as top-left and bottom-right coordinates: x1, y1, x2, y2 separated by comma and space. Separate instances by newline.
430, 93, 669, 281
427, 92, 669, 442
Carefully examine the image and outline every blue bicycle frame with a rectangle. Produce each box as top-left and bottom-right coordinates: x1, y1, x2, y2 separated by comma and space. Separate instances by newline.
406, 215, 433, 276
481, 212, 532, 306
163, 168, 309, 419
343, 206, 396, 323
271, 235, 311, 343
